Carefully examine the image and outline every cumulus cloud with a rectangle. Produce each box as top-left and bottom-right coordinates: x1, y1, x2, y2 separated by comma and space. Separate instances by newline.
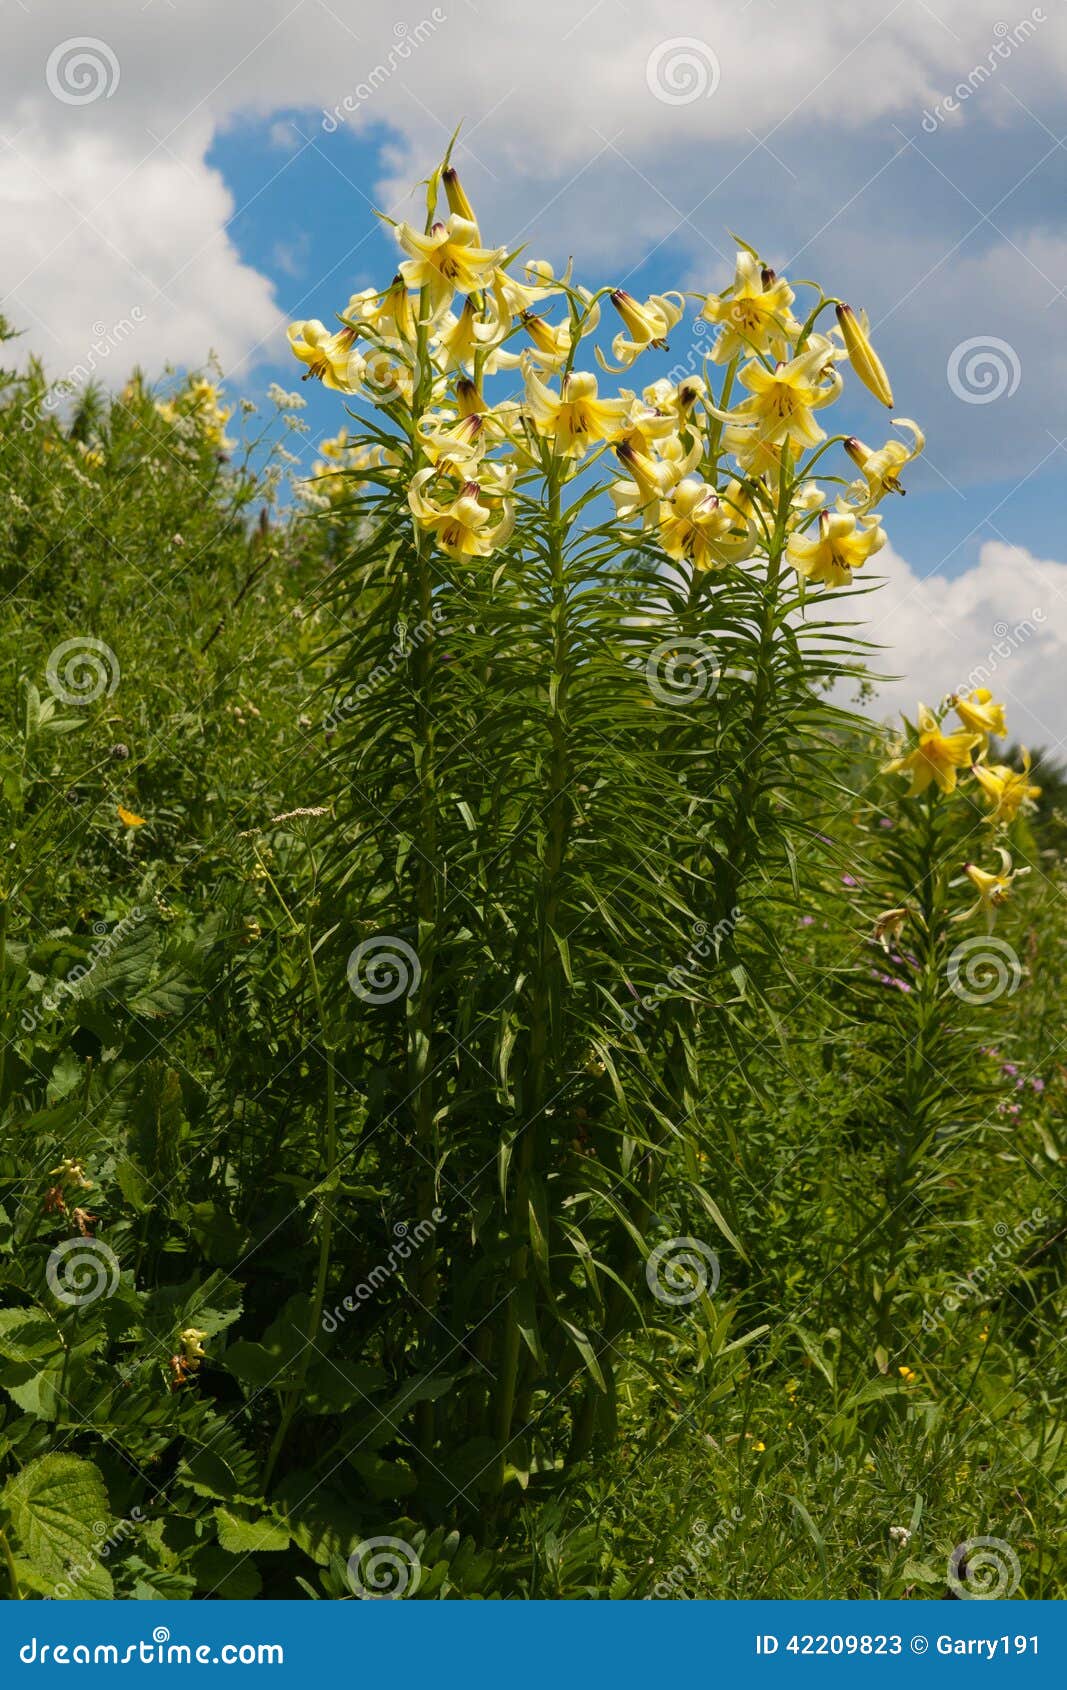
0, 119, 281, 381
861, 541, 1067, 749
2, 0, 1065, 393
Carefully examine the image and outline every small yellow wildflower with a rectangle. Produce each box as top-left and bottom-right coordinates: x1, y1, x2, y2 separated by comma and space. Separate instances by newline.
117, 805, 146, 828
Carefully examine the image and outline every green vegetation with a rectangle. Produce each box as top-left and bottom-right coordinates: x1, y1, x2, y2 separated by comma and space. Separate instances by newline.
0, 230, 1062, 1606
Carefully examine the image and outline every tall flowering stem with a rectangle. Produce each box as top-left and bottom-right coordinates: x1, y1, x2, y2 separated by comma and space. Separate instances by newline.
855, 692, 1035, 1372
286, 151, 925, 1509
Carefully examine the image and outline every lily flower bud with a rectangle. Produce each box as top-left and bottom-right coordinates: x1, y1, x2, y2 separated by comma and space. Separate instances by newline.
442, 166, 477, 225
836, 304, 894, 408
455, 378, 483, 417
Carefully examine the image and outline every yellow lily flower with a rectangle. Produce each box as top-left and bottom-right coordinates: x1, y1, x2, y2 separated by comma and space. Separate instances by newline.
523, 368, 629, 459
396, 215, 504, 315
416, 408, 492, 470
722, 422, 786, 479
607, 441, 679, 526
786, 508, 886, 589
701, 249, 801, 363
641, 375, 706, 426
884, 705, 980, 797
340, 276, 414, 344
954, 847, 1029, 927
836, 303, 894, 408
490, 258, 565, 322
287, 319, 365, 392
971, 749, 1041, 826
657, 477, 756, 571
715, 339, 843, 456
951, 687, 1006, 746
598, 289, 685, 371
434, 297, 508, 372
515, 310, 574, 372
843, 418, 924, 509
408, 469, 514, 559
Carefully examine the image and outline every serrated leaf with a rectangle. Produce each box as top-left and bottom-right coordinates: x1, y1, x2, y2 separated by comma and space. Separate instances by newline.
2, 1455, 110, 1577
214, 1506, 290, 1554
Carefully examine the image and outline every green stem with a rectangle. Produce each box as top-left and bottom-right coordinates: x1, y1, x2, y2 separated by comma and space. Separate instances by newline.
494, 465, 570, 1485
409, 291, 441, 1455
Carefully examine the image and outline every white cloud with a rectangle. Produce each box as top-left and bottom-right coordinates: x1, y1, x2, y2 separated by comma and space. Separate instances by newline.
860, 540, 1067, 748
0, 121, 281, 382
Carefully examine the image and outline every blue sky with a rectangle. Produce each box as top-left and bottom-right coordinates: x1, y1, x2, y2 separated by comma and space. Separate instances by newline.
4, 0, 1067, 738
